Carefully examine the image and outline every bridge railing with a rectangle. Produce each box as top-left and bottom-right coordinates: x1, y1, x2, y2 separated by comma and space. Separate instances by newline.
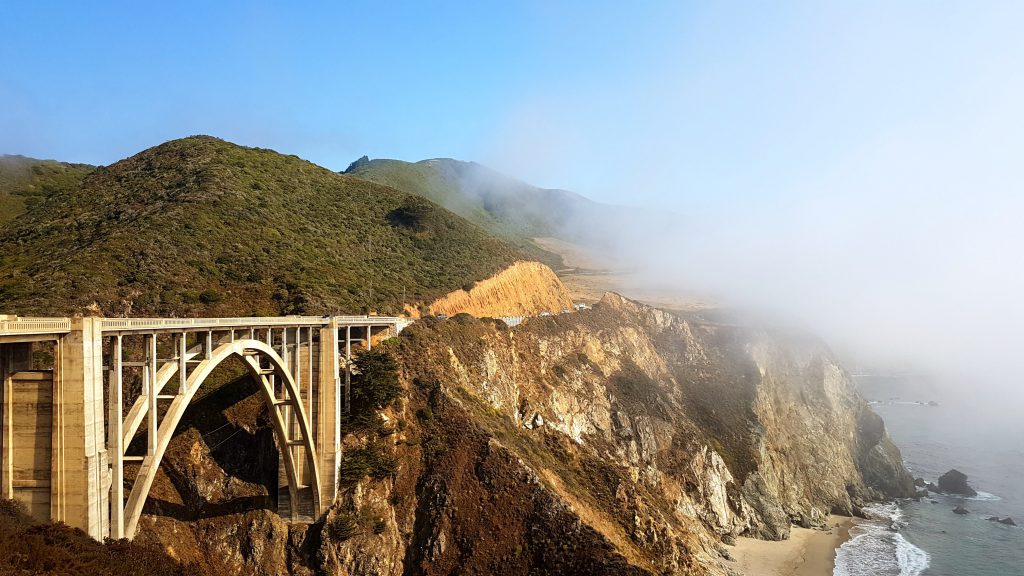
0, 316, 72, 335
100, 316, 332, 332
0, 315, 407, 335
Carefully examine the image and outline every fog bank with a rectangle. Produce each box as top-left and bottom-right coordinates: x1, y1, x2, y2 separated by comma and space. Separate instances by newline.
484, 3, 1024, 396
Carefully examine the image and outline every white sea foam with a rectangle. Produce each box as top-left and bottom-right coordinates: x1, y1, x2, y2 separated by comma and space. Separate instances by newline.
967, 491, 1001, 501
894, 533, 930, 575
834, 503, 929, 576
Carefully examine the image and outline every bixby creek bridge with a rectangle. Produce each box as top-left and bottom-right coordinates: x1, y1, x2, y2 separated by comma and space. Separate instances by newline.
0, 314, 411, 541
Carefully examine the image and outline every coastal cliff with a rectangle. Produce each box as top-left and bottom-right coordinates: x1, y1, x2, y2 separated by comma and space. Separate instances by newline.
137, 291, 912, 575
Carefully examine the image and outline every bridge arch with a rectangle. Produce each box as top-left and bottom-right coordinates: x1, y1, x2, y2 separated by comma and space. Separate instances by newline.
122, 339, 321, 539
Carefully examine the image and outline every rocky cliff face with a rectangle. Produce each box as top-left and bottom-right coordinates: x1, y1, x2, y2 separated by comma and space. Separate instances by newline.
382, 293, 913, 574
427, 260, 574, 317
144, 292, 912, 575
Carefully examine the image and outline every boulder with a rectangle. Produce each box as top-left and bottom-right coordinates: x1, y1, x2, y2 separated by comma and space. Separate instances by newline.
953, 505, 970, 515
926, 482, 943, 493
938, 469, 978, 496
914, 477, 926, 488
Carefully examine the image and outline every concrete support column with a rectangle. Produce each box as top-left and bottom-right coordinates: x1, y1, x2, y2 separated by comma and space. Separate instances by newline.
108, 335, 124, 539
1, 343, 52, 520
1, 344, 13, 500
316, 320, 340, 504
344, 326, 351, 414
56, 318, 108, 540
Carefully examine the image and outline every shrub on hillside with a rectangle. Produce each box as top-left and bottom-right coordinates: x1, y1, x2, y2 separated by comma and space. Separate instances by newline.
350, 349, 401, 412
325, 511, 360, 541
338, 440, 397, 485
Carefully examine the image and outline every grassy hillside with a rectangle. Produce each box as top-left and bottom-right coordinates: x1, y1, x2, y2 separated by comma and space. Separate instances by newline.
0, 155, 94, 225
0, 137, 525, 317
345, 157, 630, 258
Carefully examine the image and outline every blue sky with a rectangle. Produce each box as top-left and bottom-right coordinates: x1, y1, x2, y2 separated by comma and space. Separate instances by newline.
4, 2, 1024, 383
2, 2, 694, 197
3, 2, 1020, 209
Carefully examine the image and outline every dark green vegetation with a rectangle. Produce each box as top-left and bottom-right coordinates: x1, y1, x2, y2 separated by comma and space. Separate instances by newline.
0, 137, 527, 316
0, 499, 200, 575
340, 348, 403, 433
349, 349, 402, 414
338, 440, 398, 485
338, 349, 401, 482
325, 511, 361, 541
0, 155, 93, 225
345, 157, 644, 261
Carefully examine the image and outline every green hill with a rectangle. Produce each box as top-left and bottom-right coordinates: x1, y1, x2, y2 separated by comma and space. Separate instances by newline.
344, 157, 630, 256
0, 137, 525, 317
0, 155, 94, 225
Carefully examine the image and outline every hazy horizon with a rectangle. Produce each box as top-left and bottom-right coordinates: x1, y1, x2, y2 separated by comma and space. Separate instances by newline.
5, 2, 1024, 399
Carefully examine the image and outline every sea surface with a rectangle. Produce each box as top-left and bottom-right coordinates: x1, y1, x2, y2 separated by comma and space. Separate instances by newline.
835, 376, 1024, 576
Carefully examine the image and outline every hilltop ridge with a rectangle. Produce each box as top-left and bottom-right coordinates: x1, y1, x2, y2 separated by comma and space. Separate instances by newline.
0, 154, 94, 225
0, 137, 526, 317
345, 157, 655, 258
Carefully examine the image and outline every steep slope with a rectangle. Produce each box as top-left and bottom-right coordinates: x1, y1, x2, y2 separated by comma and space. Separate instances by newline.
0, 499, 200, 575
427, 260, 575, 317
0, 137, 525, 316
344, 157, 651, 257
116, 291, 911, 576
0, 154, 94, 225
303, 293, 914, 576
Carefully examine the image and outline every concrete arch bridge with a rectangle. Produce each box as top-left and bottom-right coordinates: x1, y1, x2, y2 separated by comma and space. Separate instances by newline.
0, 314, 409, 540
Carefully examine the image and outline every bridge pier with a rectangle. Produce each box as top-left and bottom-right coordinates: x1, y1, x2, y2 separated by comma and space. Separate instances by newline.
54, 318, 109, 538
317, 320, 341, 502
1, 342, 35, 501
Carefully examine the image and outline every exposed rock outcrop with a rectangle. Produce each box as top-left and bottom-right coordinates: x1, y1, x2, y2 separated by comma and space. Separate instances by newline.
428, 261, 574, 317
142, 291, 912, 576
133, 371, 319, 576
386, 292, 913, 573
938, 469, 978, 496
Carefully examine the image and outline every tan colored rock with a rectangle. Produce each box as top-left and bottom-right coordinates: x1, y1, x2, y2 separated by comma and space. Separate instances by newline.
428, 261, 574, 317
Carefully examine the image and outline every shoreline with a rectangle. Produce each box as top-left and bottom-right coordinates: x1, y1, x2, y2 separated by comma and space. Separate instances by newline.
729, 515, 857, 576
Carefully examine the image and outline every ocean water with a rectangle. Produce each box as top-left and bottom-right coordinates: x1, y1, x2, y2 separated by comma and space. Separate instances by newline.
836, 376, 1024, 576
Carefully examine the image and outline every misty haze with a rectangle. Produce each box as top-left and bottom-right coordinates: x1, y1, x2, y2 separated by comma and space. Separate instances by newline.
1, 3, 1020, 576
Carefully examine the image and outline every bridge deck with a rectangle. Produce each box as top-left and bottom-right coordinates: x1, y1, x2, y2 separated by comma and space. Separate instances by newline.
0, 315, 406, 338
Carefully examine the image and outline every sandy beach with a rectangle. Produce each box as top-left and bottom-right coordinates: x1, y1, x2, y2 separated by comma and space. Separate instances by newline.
729, 516, 857, 576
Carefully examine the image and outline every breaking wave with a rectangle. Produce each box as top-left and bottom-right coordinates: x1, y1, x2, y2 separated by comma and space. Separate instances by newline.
834, 503, 929, 576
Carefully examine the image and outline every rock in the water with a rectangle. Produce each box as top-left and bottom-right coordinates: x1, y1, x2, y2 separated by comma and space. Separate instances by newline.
953, 505, 970, 515
926, 482, 943, 493
988, 516, 1002, 522
914, 477, 926, 487
998, 517, 1016, 526
938, 469, 978, 496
